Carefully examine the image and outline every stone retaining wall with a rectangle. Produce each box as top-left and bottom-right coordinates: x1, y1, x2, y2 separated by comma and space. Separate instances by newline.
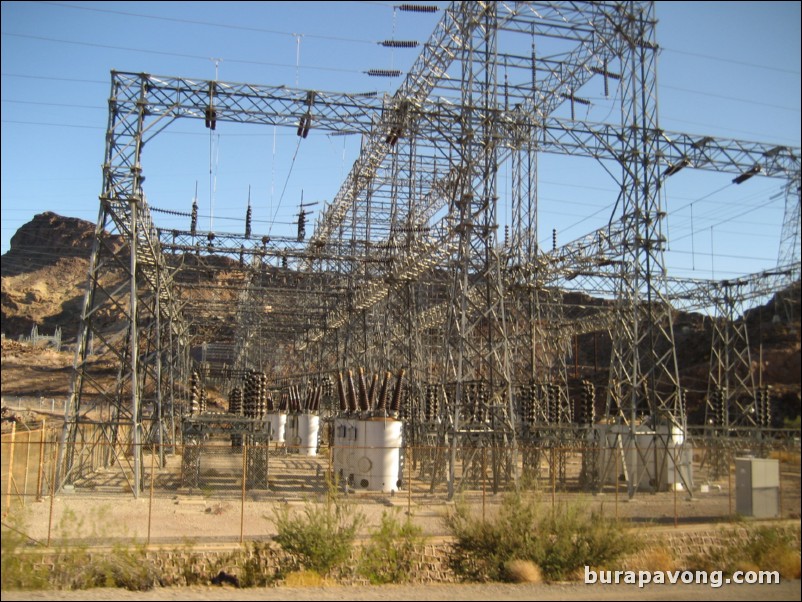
21, 521, 801, 587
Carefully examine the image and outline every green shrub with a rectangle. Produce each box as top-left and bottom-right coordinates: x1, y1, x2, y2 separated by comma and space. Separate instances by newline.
445, 490, 636, 582
67, 547, 160, 591
359, 510, 426, 584
272, 499, 362, 576
1, 511, 161, 591
1, 521, 51, 590
238, 541, 279, 587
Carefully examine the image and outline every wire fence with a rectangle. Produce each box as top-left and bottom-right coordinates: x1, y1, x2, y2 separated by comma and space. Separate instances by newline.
2, 424, 800, 547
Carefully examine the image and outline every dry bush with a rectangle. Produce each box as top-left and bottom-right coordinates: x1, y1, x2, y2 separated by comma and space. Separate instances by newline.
504, 560, 543, 584
631, 547, 677, 572
732, 560, 761, 575
769, 450, 801, 466
762, 546, 802, 579
282, 570, 333, 587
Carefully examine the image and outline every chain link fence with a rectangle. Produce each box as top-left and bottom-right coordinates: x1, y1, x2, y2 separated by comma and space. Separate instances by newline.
2, 422, 800, 546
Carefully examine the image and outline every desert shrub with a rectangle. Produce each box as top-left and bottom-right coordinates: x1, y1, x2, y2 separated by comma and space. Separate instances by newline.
688, 525, 801, 579
504, 559, 542, 583
445, 490, 636, 582
238, 540, 279, 587
1, 521, 50, 590
282, 570, 331, 586
67, 547, 160, 591
359, 510, 426, 584
272, 499, 362, 576
1, 509, 162, 591
631, 546, 677, 572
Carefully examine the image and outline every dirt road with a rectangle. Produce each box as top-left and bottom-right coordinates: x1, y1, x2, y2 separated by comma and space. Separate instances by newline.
3, 581, 801, 602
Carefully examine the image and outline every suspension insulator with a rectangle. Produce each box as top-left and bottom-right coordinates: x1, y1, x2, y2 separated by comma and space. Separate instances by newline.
245, 204, 252, 239
204, 106, 217, 130
366, 69, 402, 78
190, 200, 198, 235
380, 40, 419, 48
398, 4, 438, 13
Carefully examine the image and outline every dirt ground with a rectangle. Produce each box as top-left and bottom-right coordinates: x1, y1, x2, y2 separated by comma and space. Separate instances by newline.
3, 342, 801, 601
4, 442, 799, 547
3, 581, 801, 602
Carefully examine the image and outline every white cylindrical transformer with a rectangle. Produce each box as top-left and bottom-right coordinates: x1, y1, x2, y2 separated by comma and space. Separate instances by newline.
353, 417, 403, 492
296, 413, 320, 456
267, 412, 287, 445
333, 417, 354, 481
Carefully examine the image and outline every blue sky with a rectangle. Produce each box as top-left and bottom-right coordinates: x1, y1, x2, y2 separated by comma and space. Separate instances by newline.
1, 1, 800, 282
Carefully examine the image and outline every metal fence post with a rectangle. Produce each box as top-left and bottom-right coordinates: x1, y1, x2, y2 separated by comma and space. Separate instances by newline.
4, 422, 16, 517
240, 443, 247, 545
147, 446, 155, 546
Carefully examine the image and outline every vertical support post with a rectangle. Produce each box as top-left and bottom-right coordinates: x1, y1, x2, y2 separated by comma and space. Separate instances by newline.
147, 446, 155, 546
727, 451, 733, 518
155, 266, 164, 467
482, 445, 487, 522
240, 443, 247, 545
37, 419, 46, 501
614, 441, 619, 522
550, 445, 556, 510
407, 444, 412, 516
130, 199, 141, 498
4, 422, 16, 516
22, 427, 31, 506
47, 439, 57, 547
673, 443, 678, 528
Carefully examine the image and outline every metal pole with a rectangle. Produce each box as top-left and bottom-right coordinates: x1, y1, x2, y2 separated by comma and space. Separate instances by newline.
37, 419, 46, 501
727, 450, 733, 518
407, 444, 412, 517
550, 445, 556, 511
673, 444, 678, 528
155, 267, 164, 467
21, 428, 32, 506
240, 443, 247, 545
482, 445, 487, 522
614, 439, 619, 521
147, 447, 155, 546
4, 422, 16, 516
47, 439, 57, 547
130, 199, 141, 498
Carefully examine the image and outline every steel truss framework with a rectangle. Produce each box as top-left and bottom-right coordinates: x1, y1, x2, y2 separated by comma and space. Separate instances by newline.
60, 1, 800, 497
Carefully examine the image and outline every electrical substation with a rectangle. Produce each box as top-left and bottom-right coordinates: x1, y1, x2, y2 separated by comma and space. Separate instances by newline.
54, 1, 800, 505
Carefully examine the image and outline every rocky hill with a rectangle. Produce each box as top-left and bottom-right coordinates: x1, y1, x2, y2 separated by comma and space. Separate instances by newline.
1, 212, 130, 342
1, 212, 799, 425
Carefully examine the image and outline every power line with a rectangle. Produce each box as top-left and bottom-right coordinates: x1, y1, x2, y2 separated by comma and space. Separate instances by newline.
660, 84, 800, 113
1, 32, 365, 75
0, 72, 107, 85
1, 119, 99, 130
661, 47, 801, 76
1, 99, 104, 110
35, 1, 380, 46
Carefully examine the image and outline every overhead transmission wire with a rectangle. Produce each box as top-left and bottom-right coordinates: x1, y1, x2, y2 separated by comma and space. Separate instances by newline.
661, 47, 801, 76
269, 137, 304, 238
1, 33, 364, 76
34, 1, 379, 46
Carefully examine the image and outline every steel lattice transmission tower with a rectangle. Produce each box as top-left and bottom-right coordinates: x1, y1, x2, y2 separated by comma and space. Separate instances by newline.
58, 1, 800, 498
